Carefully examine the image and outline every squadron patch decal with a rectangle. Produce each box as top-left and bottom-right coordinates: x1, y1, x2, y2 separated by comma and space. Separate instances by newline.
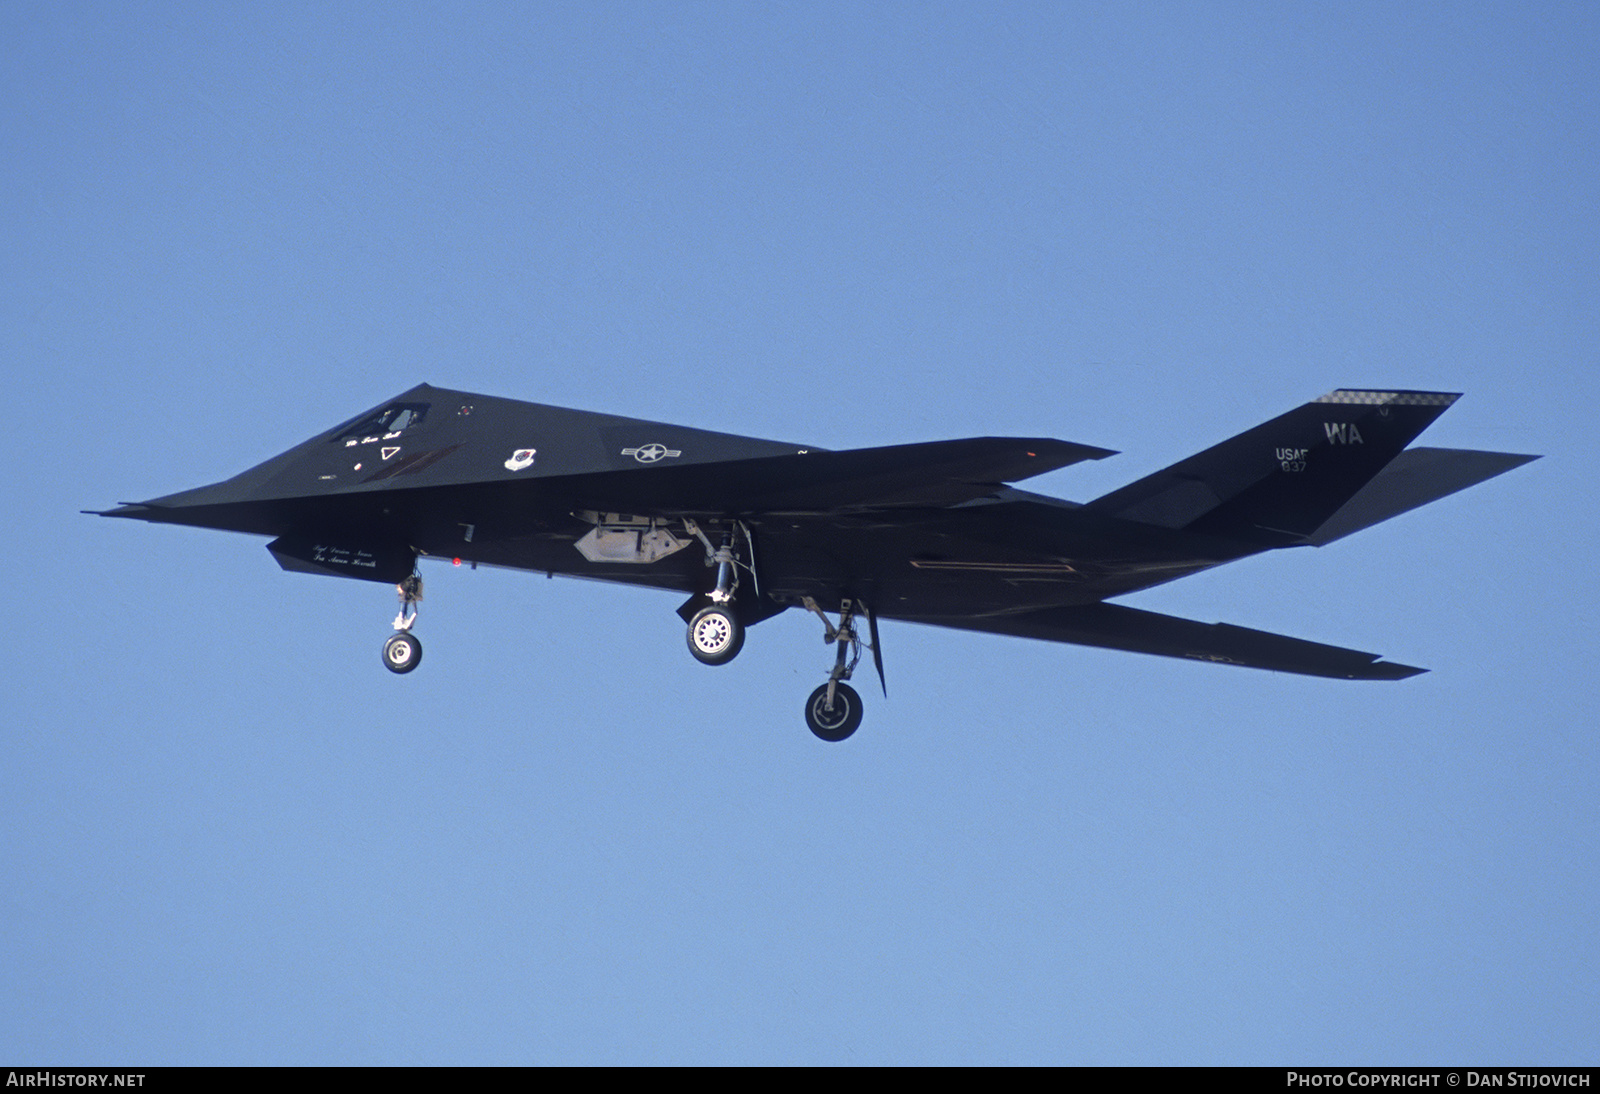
504, 448, 537, 472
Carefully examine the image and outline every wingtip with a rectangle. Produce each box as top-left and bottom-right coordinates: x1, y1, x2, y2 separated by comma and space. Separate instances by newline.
1365, 661, 1429, 681
85, 503, 157, 519
1033, 438, 1117, 462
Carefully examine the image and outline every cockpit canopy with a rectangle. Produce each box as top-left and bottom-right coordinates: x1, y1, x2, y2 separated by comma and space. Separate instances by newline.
332, 402, 430, 446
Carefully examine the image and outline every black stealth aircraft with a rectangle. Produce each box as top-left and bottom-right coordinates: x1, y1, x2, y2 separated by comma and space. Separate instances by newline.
94, 385, 1535, 740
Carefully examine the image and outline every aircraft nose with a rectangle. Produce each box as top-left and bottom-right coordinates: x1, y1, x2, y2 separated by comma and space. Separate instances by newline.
93, 481, 232, 516
86, 476, 270, 528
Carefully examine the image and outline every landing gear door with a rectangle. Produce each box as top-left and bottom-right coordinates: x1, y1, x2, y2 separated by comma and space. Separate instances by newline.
267, 536, 417, 584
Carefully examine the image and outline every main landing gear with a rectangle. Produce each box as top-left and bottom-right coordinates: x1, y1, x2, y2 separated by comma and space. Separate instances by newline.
674, 520, 878, 742
684, 594, 876, 740
799, 597, 874, 743
682, 523, 749, 666
684, 593, 874, 741
382, 574, 423, 674
687, 604, 744, 665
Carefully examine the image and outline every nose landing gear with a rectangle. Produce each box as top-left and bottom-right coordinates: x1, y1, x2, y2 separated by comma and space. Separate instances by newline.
382, 574, 423, 675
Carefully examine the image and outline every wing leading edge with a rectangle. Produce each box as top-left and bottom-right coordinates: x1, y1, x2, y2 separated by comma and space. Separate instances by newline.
553, 435, 1117, 514
907, 602, 1426, 680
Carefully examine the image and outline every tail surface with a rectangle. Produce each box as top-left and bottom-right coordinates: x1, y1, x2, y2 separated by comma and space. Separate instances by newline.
1086, 390, 1460, 543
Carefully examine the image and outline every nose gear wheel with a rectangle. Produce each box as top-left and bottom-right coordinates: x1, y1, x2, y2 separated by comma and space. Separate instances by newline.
383, 631, 422, 673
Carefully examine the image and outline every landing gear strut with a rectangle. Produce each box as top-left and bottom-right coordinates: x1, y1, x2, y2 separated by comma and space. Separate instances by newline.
383, 573, 423, 674
682, 522, 751, 666
801, 597, 874, 742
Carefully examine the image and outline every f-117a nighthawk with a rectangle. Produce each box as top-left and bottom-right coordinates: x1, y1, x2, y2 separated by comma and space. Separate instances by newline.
93, 385, 1535, 741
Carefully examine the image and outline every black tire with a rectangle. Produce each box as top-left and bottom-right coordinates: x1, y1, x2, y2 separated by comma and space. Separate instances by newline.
687, 606, 744, 665
383, 632, 422, 674
805, 682, 863, 742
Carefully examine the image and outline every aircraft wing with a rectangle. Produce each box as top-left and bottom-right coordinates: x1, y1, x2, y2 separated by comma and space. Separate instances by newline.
903, 602, 1425, 680
552, 435, 1117, 514
90, 434, 1116, 540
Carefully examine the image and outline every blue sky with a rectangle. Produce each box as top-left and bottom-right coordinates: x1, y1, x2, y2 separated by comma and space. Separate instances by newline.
4, 1, 1595, 1064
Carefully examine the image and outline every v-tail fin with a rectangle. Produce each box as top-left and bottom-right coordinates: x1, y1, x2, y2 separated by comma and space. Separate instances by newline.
1085, 390, 1460, 543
